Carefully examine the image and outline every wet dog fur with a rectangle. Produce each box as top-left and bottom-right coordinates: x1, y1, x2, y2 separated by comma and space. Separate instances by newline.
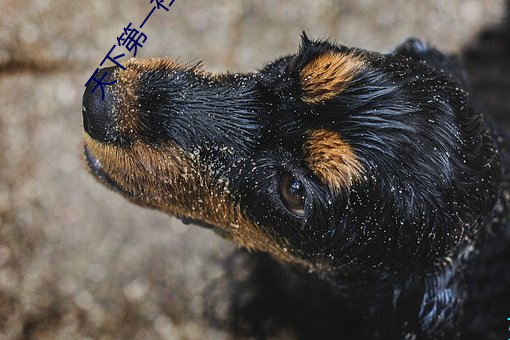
81, 7, 510, 340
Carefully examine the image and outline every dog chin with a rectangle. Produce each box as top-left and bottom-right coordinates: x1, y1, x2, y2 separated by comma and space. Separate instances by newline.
83, 144, 126, 195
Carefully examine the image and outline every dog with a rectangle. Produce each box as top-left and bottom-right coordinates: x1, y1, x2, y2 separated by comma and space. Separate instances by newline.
81, 16, 510, 340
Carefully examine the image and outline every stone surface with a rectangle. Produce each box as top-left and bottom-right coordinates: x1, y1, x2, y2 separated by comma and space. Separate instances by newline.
0, 0, 505, 339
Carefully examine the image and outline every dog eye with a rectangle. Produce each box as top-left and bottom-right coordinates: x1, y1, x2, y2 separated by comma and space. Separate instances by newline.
279, 173, 306, 217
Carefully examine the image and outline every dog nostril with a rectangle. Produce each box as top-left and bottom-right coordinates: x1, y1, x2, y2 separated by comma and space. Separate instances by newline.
82, 66, 120, 143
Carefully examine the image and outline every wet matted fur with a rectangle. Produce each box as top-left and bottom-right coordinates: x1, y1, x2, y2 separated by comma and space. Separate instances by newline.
81, 6, 510, 339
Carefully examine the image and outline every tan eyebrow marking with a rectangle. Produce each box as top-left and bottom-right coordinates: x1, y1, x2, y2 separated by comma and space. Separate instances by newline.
300, 52, 365, 104
304, 129, 363, 192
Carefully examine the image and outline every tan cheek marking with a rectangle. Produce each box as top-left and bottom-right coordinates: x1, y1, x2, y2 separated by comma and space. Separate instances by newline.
304, 129, 363, 192
300, 52, 364, 104
83, 134, 313, 270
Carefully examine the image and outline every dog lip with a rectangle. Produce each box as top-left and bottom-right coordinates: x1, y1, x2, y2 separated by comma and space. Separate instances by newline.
177, 216, 214, 229
83, 145, 125, 194
84, 145, 103, 173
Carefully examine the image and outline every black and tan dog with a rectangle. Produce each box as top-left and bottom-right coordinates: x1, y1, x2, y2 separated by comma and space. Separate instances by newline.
82, 18, 510, 340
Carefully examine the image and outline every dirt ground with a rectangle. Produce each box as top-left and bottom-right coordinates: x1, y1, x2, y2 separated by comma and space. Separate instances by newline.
0, 0, 506, 339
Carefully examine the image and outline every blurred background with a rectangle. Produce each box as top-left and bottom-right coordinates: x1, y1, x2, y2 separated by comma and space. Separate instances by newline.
0, 0, 506, 338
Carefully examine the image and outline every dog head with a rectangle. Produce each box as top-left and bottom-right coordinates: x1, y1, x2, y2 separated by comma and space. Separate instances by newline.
82, 34, 499, 274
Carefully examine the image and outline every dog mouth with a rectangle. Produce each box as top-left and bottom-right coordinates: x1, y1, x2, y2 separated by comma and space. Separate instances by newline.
83, 145, 126, 194
83, 143, 231, 234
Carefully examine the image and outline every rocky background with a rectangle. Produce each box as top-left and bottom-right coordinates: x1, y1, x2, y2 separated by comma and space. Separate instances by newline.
0, 0, 506, 339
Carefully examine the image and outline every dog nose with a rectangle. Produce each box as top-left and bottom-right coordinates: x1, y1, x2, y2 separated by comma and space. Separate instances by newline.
82, 66, 119, 143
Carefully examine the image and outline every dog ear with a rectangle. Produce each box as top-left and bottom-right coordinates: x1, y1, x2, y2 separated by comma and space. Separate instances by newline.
299, 31, 313, 52
394, 38, 468, 87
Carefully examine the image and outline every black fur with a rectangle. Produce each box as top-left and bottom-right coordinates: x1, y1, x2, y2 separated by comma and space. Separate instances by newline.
82, 5, 510, 339
208, 21, 510, 340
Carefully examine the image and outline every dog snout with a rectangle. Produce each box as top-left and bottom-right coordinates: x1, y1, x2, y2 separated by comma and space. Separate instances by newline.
82, 66, 121, 144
